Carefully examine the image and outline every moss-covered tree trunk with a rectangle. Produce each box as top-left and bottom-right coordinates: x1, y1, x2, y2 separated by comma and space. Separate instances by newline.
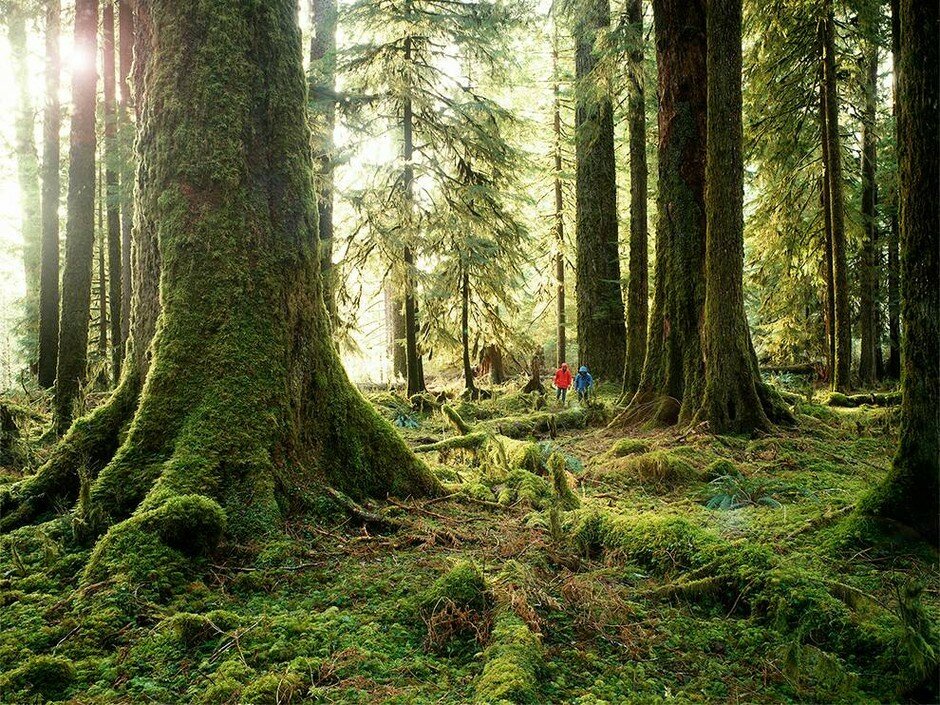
54, 0, 98, 435
858, 32, 878, 386
859, 0, 938, 545
820, 1, 851, 392
7, 3, 42, 352
461, 269, 478, 397
103, 0, 123, 382
96, 171, 107, 357
552, 37, 566, 369
690, 0, 774, 435
118, 0, 134, 350
622, 0, 706, 426
622, 0, 647, 396
71, 0, 438, 559
309, 0, 337, 319
385, 283, 408, 380
37, 0, 61, 390
886, 0, 901, 380
573, 0, 625, 383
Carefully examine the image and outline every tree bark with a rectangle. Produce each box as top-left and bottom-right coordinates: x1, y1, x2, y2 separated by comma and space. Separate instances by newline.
622, 0, 707, 426
54, 0, 99, 435
103, 0, 123, 382
622, 0, 648, 396
309, 0, 337, 319
38, 0, 61, 389
886, 0, 901, 379
118, 0, 134, 350
858, 28, 878, 386
573, 0, 625, 383
859, 0, 938, 545
97, 166, 108, 358
552, 36, 566, 368
820, 1, 851, 391
63, 0, 438, 567
7, 4, 43, 351
691, 0, 773, 434
385, 282, 407, 380
461, 269, 477, 396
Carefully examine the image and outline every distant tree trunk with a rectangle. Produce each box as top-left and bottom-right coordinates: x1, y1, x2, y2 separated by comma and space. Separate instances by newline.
103, 0, 123, 382
97, 168, 108, 359
38, 0, 62, 389
15, 0, 438, 562
691, 0, 775, 434
118, 0, 134, 349
461, 269, 477, 396
820, 1, 851, 391
482, 344, 504, 385
819, 167, 836, 379
886, 0, 901, 379
573, 0, 625, 383
858, 32, 878, 386
385, 283, 407, 380
622, 0, 707, 426
7, 4, 43, 349
309, 0, 337, 318
54, 0, 98, 435
552, 36, 566, 368
859, 0, 938, 545
623, 0, 648, 396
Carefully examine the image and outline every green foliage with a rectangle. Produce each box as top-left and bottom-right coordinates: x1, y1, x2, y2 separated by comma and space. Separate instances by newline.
607, 437, 649, 458
704, 469, 815, 510
0, 654, 75, 700
497, 469, 552, 508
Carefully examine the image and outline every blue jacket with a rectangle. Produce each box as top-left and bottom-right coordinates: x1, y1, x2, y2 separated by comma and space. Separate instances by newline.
574, 370, 593, 392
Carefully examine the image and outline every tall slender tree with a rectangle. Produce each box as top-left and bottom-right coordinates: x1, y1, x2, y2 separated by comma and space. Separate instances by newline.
859, 0, 938, 545
96, 166, 107, 358
820, 0, 851, 391
38, 0, 61, 389
103, 0, 123, 380
621, 0, 707, 425
6, 2, 42, 349
885, 0, 901, 379
54, 0, 99, 435
118, 0, 134, 348
572, 0, 625, 383
552, 33, 567, 368
309, 0, 338, 318
622, 0, 648, 395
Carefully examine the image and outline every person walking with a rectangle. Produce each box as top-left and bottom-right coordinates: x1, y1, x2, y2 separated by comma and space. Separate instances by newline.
553, 362, 573, 404
575, 365, 594, 403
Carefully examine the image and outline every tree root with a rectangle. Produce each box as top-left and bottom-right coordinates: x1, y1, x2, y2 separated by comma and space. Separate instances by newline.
322, 486, 403, 532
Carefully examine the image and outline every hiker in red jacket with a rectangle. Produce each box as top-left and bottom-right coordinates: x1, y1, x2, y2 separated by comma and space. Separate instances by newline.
553, 362, 573, 404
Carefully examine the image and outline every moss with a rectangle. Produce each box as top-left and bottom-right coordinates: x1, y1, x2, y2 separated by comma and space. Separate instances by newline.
240, 671, 306, 705
164, 611, 215, 646
705, 458, 739, 480
497, 469, 552, 509
0, 654, 75, 699
474, 612, 543, 704
594, 450, 699, 489
608, 437, 650, 457
506, 441, 543, 474
462, 481, 496, 502
826, 392, 853, 407
418, 560, 489, 617
548, 452, 580, 510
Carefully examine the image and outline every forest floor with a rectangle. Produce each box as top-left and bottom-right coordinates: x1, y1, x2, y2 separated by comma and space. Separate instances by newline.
0, 379, 937, 704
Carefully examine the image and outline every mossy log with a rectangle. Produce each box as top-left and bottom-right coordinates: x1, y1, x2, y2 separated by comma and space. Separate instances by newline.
474, 611, 543, 704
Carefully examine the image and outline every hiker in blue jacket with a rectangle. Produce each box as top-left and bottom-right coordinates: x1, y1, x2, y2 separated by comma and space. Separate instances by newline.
574, 365, 594, 403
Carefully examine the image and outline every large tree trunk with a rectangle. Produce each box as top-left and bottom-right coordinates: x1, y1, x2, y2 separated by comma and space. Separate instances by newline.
552, 36, 566, 369
7, 4, 43, 352
820, 1, 851, 392
54, 0, 99, 435
886, 0, 901, 379
621, 0, 707, 426
118, 0, 134, 350
573, 0, 625, 383
691, 0, 773, 434
309, 0, 337, 319
63, 0, 437, 572
859, 0, 938, 545
622, 0, 648, 396
38, 0, 62, 389
103, 0, 123, 382
858, 31, 878, 386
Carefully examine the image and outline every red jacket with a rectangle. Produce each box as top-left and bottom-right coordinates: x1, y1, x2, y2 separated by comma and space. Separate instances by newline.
554, 366, 572, 389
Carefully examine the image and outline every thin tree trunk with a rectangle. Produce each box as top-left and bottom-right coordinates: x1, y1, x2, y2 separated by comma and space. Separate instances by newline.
385, 283, 407, 380
692, 0, 773, 434
859, 0, 938, 545
54, 0, 98, 435
309, 0, 337, 319
552, 36, 566, 368
820, 1, 851, 391
38, 0, 62, 389
103, 0, 123, 381
858, 31, 878, 386
886, 0, 901, 379
623, 0, 648, 395
97, 164, 108, 358
7, 5, 43, 351
621, 0, 707, 426
573, 0, 625, 383
118, 0, 134, 349
820, 167, 836, 380
461, 269, 476, 396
